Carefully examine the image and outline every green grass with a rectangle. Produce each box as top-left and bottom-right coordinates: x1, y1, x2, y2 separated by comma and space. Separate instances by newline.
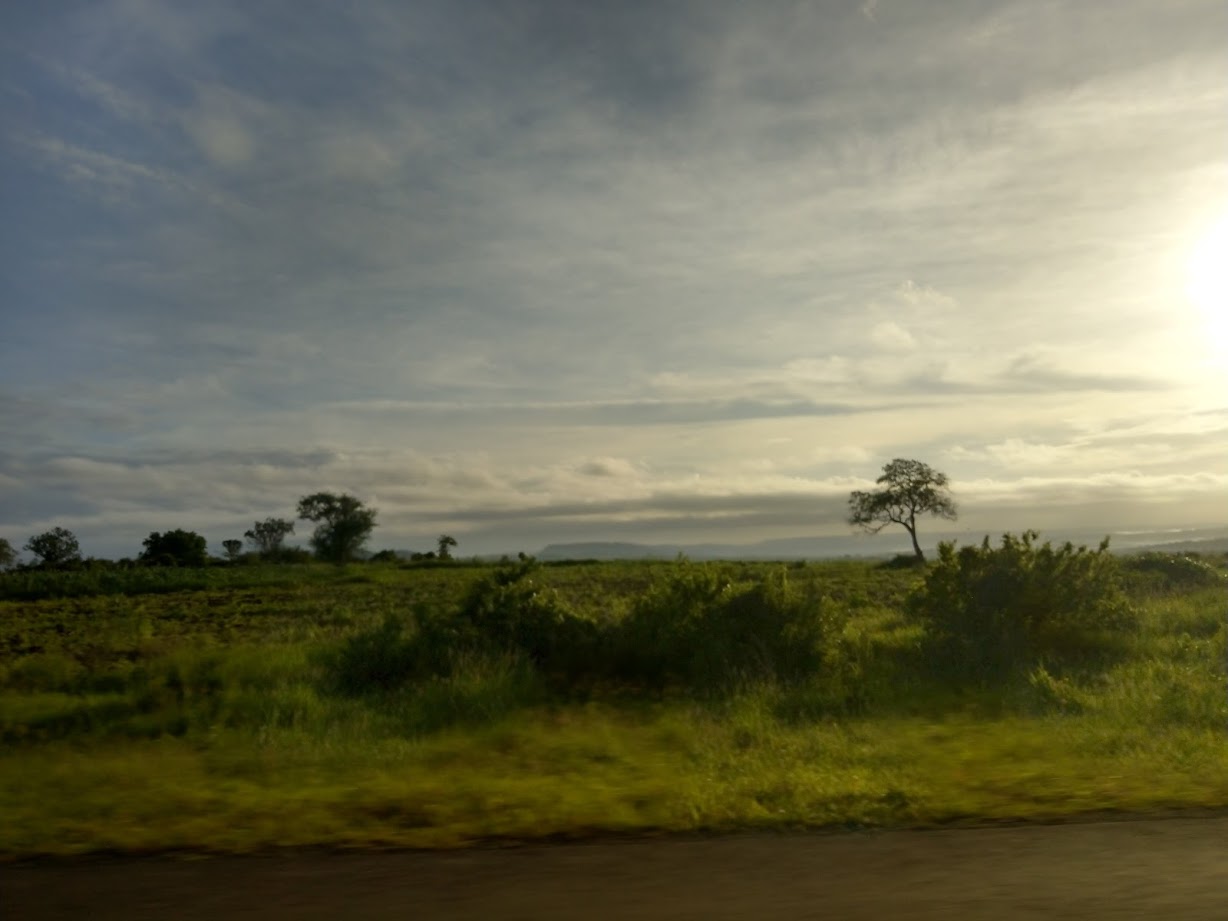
4, 700, 1226, 855
0, 558, 1225, 858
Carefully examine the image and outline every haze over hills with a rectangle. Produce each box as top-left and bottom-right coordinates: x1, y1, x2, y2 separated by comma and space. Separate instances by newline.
535, 526, 1228, 562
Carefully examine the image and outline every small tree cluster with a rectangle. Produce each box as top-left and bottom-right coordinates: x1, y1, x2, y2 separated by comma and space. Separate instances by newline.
4, 490, 380, 570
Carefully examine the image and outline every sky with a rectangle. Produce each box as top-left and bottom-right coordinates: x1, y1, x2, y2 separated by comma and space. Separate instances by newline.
2, 0, 1227, 560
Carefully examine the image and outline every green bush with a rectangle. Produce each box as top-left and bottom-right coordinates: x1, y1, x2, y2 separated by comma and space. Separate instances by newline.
910, 531, 1136, 680
325, 613, 422, 695
614, 562, 845, 690
1121, 552, 1226, 594
880, 554, 927, 570
324, 560, 599, 695
259, 546, 315, 565
453, 558, 598, 677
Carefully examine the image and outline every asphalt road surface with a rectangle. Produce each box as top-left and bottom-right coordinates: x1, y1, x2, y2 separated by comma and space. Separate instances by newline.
4, 815, 1227, 920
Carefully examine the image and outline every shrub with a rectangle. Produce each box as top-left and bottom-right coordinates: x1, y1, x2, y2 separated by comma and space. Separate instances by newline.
325, 560, 599, 695
614, 561, 845, 691
880, 554, 927, 570
910, 531, 1136, 680
1120, 552, 1226, 594
325, 613, 421, 695
260, 546, 314, 565
453, 557, 598, 677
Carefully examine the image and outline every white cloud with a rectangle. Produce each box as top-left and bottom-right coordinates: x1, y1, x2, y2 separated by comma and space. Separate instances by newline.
869, 321, 917, 352
33, 56, 154, 123
893, 280, 957, 311
24, 135, 178, 194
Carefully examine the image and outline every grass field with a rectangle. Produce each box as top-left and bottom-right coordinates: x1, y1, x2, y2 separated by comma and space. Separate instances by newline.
1, 552, 1225, 858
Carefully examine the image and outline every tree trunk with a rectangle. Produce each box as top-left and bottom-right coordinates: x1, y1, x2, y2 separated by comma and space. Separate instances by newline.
907, 524, 925, 562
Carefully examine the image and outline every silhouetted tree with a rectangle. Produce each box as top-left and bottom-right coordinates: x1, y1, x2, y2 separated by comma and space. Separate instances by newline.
0, 537, 16, 569
244, 517, 296, 556
437, 534, 458, 560
848, 458, 957, 562
24, 527, 82, 567
141, 529, 209, 567
221, 539, 243, 562
297, 493, 377, 563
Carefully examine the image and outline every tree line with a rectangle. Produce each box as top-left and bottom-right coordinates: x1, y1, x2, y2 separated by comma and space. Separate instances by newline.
0, 491, 464, 570
1, 458, 957, 570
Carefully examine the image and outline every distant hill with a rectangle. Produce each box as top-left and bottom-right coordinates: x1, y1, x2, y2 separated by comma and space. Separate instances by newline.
1127, 536, 1228, 555
537, 542, 685, 561
535, 526, 1228, 562
537, 536, 912, 562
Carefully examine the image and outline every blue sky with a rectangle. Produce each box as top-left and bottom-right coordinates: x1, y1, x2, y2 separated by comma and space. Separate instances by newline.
2, 0, 1226, 558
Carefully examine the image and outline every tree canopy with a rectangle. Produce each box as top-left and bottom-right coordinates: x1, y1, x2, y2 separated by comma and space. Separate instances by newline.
140, 529, 209, 567
847, 458, 957, 562
297, 493, 377, 563
244, 517, 296, 556
24, 527, 82, 567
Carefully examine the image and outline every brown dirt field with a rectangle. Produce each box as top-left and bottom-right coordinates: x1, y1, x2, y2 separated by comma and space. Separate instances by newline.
4, 815, 1228, 920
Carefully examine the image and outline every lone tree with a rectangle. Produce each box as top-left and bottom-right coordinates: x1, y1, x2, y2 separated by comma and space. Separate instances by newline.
244, 517, 296, 556
0, 537, 16, 569
221, 539, 243, 562
141, 529, 209, 567
436, 534, 458, 560
848, 458, 957, 562
297, 493, 377, 563
24, 527, 82, 567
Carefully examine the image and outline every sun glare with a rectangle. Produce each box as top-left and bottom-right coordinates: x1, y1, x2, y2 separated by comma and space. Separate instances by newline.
1185, 214, 1228, 353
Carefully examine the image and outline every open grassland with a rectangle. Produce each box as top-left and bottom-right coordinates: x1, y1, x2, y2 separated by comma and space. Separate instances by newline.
1, 553, 1225, 858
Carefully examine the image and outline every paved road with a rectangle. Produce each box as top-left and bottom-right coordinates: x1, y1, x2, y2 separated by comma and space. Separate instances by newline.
4, 816, 1227, 920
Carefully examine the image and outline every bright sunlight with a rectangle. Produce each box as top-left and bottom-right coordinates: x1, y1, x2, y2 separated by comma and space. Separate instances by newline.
1185, 213, 1228, 353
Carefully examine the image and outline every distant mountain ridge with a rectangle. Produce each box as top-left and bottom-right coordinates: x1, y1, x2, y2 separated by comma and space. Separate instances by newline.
537, 536, 930, 562
537, 526, 1228, 562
